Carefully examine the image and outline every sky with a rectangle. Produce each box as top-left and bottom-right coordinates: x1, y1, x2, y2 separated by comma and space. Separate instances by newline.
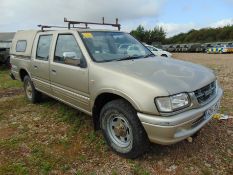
0, 0, 233, 37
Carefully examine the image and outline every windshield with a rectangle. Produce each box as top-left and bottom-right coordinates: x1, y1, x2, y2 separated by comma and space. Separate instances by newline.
80, 31, 152, 62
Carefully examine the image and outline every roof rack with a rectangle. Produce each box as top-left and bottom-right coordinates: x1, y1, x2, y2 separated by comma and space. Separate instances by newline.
38, 17, 121, 31
64, 17, 121, 31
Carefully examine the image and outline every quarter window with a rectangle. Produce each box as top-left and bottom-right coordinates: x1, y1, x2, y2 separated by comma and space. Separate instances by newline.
54, 34, 84, 66
16, 40, 27, 52
36, 35, 52, 61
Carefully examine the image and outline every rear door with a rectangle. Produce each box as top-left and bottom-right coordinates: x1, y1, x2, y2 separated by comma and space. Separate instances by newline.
50, 31, 90, 112
31, 33, 53, 94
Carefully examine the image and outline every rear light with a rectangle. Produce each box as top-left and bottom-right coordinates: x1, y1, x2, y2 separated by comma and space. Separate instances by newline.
9, 63, 12, 69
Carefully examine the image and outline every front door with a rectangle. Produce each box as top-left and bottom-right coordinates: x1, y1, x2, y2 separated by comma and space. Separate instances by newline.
50, 32, 90, 112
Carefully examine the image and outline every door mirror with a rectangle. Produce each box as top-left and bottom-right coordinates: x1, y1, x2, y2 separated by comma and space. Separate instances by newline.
63, 52, 80, 66
63, 52, 77, 59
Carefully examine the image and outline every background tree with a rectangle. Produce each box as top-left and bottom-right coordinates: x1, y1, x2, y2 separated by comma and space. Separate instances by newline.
130, 25, 166, 44
165, 25, 233, 44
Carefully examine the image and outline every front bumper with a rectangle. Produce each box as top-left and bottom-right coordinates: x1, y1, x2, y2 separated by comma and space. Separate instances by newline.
138, 88, 223, 145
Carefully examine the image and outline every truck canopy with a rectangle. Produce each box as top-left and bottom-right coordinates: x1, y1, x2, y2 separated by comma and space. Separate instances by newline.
10, 30, 38, 57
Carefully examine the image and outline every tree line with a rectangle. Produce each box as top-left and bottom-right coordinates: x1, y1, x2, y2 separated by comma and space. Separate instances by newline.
130, 25, 233, 44
130, 25, 166, 45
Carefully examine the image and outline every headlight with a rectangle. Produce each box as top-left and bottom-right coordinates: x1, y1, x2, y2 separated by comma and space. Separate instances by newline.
155, 93, 190, 112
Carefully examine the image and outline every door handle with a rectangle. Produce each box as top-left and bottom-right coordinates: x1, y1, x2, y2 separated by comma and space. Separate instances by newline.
33, 65, 38, 69
51, 69, 57, 75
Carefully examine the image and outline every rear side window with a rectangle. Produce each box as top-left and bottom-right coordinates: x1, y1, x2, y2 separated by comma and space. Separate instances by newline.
36, 35, 52, 61
16, 40, 27, 52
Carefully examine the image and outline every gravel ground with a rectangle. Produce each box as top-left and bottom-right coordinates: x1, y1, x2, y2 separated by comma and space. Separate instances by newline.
0, 53, 232, 175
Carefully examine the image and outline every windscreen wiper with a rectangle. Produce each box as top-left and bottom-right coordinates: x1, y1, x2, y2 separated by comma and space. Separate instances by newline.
144, 53, 155, 58
116, 55, 143, 61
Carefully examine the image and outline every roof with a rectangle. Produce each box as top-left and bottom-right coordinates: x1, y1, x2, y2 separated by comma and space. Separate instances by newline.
0, 32, 15, 42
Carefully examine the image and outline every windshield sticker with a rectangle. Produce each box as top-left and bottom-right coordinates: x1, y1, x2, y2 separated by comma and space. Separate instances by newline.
82, 32, 93, 38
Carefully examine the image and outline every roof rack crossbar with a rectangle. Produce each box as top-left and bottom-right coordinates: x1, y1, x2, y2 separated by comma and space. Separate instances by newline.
37, 25, 68, 31
64, 17, 121, 31
37, 24, 89, 31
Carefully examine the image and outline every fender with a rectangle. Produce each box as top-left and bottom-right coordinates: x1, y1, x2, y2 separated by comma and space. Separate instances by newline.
92, 88, 141, 112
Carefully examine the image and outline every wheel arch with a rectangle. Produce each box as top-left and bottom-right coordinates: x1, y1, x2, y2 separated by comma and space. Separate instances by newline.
19, 68, 30, 82
92, 90, 141, 130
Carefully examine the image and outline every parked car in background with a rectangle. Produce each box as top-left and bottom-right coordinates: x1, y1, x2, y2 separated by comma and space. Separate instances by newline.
202, 43, 213, 52
189, 43, 203, 52
207, 44, 233, 54
173, 44, 181, 52
206, 46, 221, 54
161, 44, 170, 51
167, 45, 176, 52
180, 44, 188, 52
145, 44, 172, 57
225, 44, 233, 53
181, 44, 188, 52
178, 44, 184, 52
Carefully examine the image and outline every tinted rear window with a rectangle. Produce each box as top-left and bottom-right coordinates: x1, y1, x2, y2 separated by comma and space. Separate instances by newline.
16, 40, 27, 52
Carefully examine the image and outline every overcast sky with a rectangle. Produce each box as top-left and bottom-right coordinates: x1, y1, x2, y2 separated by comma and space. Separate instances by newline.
0, 0, 233, 37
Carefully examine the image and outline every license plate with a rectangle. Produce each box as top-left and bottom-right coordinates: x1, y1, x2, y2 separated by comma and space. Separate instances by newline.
204, 101, 220, 120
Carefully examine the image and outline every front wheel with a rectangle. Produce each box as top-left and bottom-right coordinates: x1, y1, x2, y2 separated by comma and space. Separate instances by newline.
23, 75, 41, 103
100, 99, 149, 158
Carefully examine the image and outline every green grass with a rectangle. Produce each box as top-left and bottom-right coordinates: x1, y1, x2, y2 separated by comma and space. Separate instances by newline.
0, 68, 22, 90
0, 162, 29, 175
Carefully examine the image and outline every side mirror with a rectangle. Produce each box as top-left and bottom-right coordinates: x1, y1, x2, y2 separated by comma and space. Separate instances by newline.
63, 52, 80, 66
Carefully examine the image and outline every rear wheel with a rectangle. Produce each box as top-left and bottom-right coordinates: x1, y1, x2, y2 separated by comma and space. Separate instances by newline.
23, 75, 41, 103
100, 99, 149, 158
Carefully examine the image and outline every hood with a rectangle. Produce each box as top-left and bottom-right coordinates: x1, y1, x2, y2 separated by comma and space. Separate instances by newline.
101, 57, 216, 95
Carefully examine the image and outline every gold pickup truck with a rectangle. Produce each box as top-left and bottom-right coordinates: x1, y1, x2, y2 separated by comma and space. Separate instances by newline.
10, 25, 223, 158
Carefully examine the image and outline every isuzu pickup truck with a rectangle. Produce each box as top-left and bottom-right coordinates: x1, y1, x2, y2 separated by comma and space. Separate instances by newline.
10, 24, 223, 158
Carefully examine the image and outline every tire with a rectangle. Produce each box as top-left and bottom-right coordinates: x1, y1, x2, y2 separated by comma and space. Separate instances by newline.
23, 75, 41, 103
100, 99, 149, 159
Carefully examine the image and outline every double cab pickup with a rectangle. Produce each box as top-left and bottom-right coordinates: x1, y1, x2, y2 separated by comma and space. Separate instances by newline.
10, 27, 223, 158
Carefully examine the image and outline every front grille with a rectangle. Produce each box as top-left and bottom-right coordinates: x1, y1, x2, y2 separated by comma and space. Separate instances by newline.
194, 81, 216, 104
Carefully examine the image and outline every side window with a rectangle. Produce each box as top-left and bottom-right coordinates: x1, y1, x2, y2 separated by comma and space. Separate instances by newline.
16, 40, 27, 52
36, 35, 52, 61
54, 34, 84, 66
